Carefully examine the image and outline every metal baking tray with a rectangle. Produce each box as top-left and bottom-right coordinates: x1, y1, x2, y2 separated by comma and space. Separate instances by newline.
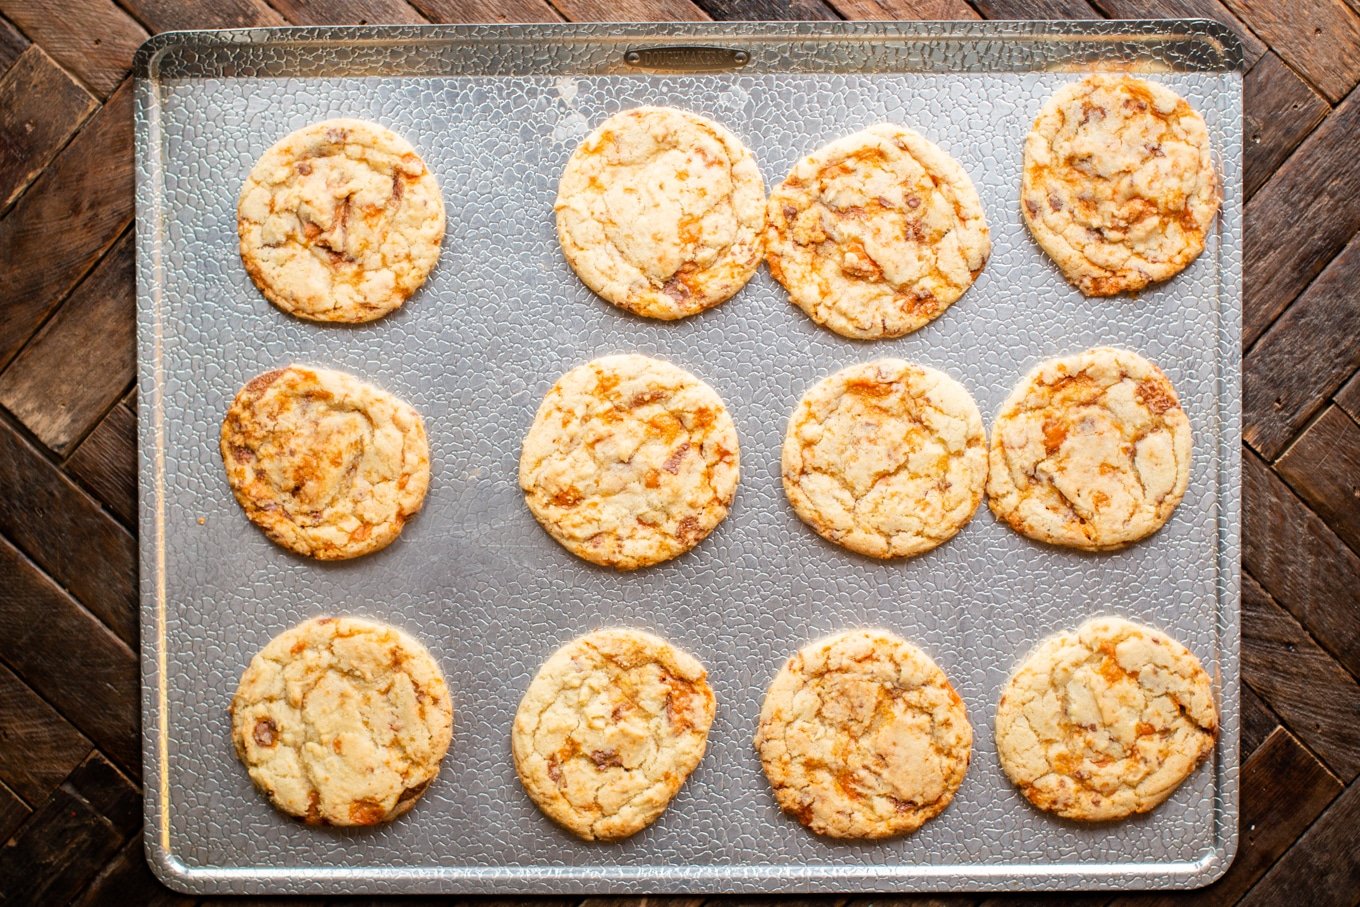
134, 20, 1242, 895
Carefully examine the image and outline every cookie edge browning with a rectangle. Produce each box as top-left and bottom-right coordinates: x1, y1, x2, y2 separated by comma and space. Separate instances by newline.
1020, 76, 1221, 298
219, 364, 432, 560
994, 615, 1219, 821
237, 118, 447, 324
754, 628, 973, 839
554, 106, 767, 321
781, 359, 989, 559
510, 627, 717, 841
985, 346, 1192, 552
766, 123, 992, 340
517, 353, 741, 571
228, 615, 454, 827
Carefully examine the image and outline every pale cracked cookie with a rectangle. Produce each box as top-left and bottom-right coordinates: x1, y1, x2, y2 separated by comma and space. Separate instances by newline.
221, 365, 430, 560
755, 629, 972, 839
782, 360, 987, 559
1022, 75, 1220, 296
555, 106, 766, 320
766, 124, 990, 339
230, 616, 453, 826
518, 354, 739, 570
511, 627, 716, 841
987, 347, 1191, 551
995, 616, 1218, 821
238, 118, 445, 323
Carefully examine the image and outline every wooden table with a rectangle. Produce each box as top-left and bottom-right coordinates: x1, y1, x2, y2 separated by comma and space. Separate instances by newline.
0, 0, 1357, 903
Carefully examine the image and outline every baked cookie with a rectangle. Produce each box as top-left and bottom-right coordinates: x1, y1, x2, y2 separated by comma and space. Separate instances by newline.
755, 629, 972, 839
511, 628, 716, 841
766, 124, 990, 339
221, 364, 430, 560
995, 616, 1218, 821
1022, 75, 1220, 296
518, 354, 739, 570
230, 616, 453, 826
555, 106, 766, 320
238, 118, 445, 322
782, 360, 987, 559
987, 347, 1191, 551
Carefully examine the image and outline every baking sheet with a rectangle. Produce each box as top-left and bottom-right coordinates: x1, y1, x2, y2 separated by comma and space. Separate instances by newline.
134, 21, 1242, 894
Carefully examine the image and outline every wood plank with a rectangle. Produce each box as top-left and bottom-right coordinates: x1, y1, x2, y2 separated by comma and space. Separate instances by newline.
1242, 50, 1329, 199
1093, 0, 1267, 68
1275, 406, 1360, 556
693, 0, 840, 19
1239, 776, 1360, 907
67, 401, 137, 528
0, 661, 91, 805
119, 0, 285, 30
970, 0, 1101, 17
0, 535, 139, 773
1108, 726, 1342, 907
267, 0, 426, 24
0, 45, 95, 214
1241, 681, 1280, 759
1337, 366, 1360, 422
71, 834, 193, 907
1242, 86, 1360, 347
828, 0, 978, 18
1220, 0, 1360, 102
0, 230, 135, 457
0, 0, 147, 99
547, 0, 710, 21
1242, 571, 1360, 781
407, 0, 563, 21
0, 419, 137, 645
0, 15, 26, 74
0, 752, 139, 905
0, 79, 133, 371
0, 780, 28, 845
846, 898, 974, 907
1242, 448, 1360, 678
1243, 231, 1360, 459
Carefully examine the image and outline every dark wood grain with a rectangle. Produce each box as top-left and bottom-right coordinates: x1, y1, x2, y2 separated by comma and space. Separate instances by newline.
0, 661, 90, 804
828, 0, 978, 18
1244, 232, 1360, 459
1240, 682, 1280, 758
408, 0, 563, 22
1274, 406, 1360, 557
1242, 449, 1360, 678
67, 400, 137, 527
71, 834, 194, 907
0, 229, 135, 456
1242, 571, 1360, 781
0, 419, 137, 645
0, 752, 139, 905
0, 14, 26, 73
119, 0, 286, 30
1242, 86, 1360, 347
1108, 726, 1343, 907
1242, 50, 1329, 199
0, 0, 146, 98
269, 0, 427, 24
1337, 367, 1360, 422
0, 78, 133, 371
0, 779, 29, 844
1238, 776, 1360, 907
1093, 0, 1268, 67
0, 535, 139, 773
1221, 0, 1360, 101
0, 45, 96, 214
693, 0, 840, 19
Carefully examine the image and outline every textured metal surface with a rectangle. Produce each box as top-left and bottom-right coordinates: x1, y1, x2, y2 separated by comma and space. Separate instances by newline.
134, 21, 1242, 895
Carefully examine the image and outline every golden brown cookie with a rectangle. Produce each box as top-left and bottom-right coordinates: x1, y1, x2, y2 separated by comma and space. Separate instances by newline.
555, 106, 766, 320
238, 118, 445, 322
755, 629, 972, 839
220, 364, 430, 560
1022, 75, 1220, 296
986, 347, 1191, 551
511, 628, 716, 841
230, 616, 453, 826
518, 354, 740, 570
995, 616, 1218, 821
782, 360, 987, 558
766, 124, 990, 339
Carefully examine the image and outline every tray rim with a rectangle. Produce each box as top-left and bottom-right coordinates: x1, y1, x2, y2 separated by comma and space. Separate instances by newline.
135, 18, 1242, 895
